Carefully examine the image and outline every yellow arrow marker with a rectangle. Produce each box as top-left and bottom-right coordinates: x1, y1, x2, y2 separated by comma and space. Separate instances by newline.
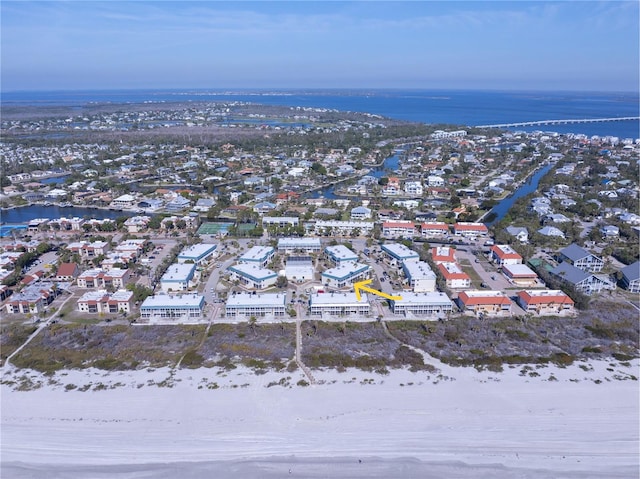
353, 279, 403, 302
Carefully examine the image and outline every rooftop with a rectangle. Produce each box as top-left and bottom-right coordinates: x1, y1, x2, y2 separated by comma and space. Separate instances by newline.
310, 292, 368, 305
381, 243, 419, 260
141, 293, 205, 308
239, 246, 275, 262
226, 292, 287, 307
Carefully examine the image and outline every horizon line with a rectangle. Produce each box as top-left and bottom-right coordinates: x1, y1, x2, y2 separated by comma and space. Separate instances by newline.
2, 87, 639, 95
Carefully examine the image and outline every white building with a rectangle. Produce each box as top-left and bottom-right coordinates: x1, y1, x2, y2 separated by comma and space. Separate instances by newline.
402, 261, 437, 293
309, 292, 370, 318
382, 221, 416, 239
140, 293, 205, 321
350, 206, 372, 220
225, 292, 287, 319
313, 220, 374, 236
324, 245, 358, 264
262, 216, 300, 228
160, 263, 196, 293
77, 289, 133, 314
177, 243, 217, 265
238, 246, 275, 268
381, 243, 420, 265
421, 222, 450, 238
322, 262, 370, 289
404, 181, 424, 196
228, 263, 278, 289
427, 175, 445, 187
389, 292, 454, 318
110, 194, 137, 209
76, 268, 131, 289
285, 256, 315, 282
278, 237, 322, 253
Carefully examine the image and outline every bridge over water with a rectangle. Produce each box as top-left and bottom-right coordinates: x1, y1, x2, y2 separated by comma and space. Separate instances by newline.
477, 116, 639, 129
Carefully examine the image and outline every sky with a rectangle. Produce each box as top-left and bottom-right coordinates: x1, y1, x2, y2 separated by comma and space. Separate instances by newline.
1, 1, 638, 92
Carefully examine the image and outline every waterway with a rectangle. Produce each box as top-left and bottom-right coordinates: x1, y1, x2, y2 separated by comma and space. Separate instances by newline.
1, 205, 135, 224
485, 162, 555, 226
309, 153, 400, 199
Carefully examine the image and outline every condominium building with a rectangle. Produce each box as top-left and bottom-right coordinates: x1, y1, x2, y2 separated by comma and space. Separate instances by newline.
402, 261, 437, 293
421, 222, 450, 238
225, 292, 287, 319
77, 289, 133, 314
77, 268, 131, 289
381, 243, 420, 265
382, 221, 416, 239
140, 293, 205, 321
160, 263, 196, 293
277, 237, 322, 253
238, 246, 275, 268
457, 290, 512, 316
177, 243, 217, 265
321, 262, 370, 289
313, 220, 374, 236
309, 292, 370, 317
262, 216, 300, 228
324, 245, 358, 264
453, 222, 489, 237
437, 262, 472, 289
228, 263, 278, 289
516, 290, 574, 315
490, 245, 523, 266
430, 246, 456, 264
388, 292, 454, 317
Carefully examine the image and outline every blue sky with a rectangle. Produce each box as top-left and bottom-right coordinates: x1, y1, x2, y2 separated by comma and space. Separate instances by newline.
1, 1, 638, 92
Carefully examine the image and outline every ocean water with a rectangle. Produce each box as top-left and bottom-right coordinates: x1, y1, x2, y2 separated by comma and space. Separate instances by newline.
2, 89, 638, 139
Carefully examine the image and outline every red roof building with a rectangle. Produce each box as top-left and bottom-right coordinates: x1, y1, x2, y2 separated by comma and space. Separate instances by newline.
382, 221, 416, 239
437, 262, 471, 289
56, 263, 80, 281
490, 245, 523, 266
453, 222, 489, 237
516, 290, 574, 315
421, 222, 450, 237
430, 246, 457, 264
457, 290, 512, 316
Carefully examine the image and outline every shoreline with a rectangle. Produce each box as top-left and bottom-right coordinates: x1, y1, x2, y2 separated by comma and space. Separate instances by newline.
2, 359, 638, 478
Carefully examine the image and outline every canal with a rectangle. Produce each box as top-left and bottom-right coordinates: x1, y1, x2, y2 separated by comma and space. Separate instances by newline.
485, 162, 554, 226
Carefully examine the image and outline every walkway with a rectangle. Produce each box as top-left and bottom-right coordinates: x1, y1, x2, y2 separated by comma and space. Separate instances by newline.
3, 293, 76, 369
295, 319, 316, 385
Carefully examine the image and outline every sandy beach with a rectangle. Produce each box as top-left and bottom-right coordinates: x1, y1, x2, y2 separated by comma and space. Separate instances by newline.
1, 359, 638, 478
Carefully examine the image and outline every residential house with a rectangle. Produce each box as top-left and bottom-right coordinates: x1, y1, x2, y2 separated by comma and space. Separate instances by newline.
550, 262, 615, 295
350, 206, 372, 220
538, 226, 565, 238
505, 226, 529, 243
404, 181, 423, 196
600, 225, 620, 238
620, 261, 640, 293
55, 263, 80, 282
558, 244, 604, 273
